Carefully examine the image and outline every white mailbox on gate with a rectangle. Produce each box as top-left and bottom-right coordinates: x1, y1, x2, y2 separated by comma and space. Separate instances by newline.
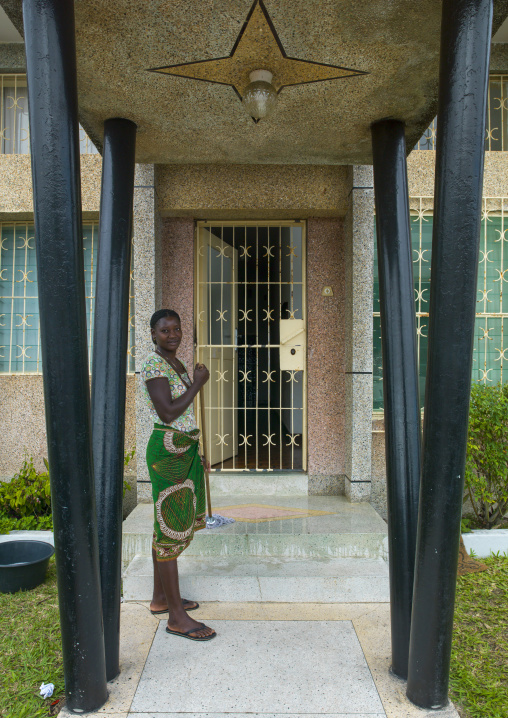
279, 319, 305, 371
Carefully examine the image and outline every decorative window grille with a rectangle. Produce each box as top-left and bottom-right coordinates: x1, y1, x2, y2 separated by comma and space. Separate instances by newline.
0, 74, 29, 154
414, 117, 437, 151
0, 74, 99, 155
0, 222, 135, 374
373, 197, 508, 411
486, 75, 508, 151
414, 74, 508, 151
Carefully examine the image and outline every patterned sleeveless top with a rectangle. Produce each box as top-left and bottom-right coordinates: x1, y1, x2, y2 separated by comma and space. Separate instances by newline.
141, 352, 198, 433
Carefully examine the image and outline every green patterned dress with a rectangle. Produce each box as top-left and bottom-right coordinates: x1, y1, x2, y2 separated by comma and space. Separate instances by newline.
141, 352, 206, 561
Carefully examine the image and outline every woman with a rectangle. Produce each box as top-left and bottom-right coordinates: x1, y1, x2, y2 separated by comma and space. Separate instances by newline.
141, 308, 216, 641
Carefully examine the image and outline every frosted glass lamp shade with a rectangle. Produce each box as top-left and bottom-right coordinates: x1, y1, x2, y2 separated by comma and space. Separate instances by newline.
242, 70, 277, 121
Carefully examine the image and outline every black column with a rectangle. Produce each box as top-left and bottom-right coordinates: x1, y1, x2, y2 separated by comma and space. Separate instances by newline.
92, 118, 136, 681
22, 0, 108, 711
371, 120, 421, 680
407, 0, 493, 708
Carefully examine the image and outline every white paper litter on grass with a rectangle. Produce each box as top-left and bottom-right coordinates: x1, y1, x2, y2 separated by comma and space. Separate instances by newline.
39, 682, 55, 699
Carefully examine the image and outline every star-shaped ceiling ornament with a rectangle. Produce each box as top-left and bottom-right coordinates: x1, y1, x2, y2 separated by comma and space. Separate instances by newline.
149, 0, 366, 122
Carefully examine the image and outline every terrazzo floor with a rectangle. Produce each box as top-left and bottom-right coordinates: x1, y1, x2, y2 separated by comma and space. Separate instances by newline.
131, 620, 385, 715
59, 602, 459, 718
212, 502, 336, 522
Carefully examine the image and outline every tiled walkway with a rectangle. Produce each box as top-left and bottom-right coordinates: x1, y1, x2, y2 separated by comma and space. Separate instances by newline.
132, 620, 384, 715
60, 602, 459, 718
71, 496, 460, 717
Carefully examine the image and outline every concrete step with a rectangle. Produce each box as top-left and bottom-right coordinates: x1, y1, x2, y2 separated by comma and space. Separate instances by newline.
208, 472, 308, 496
123, 554, 390, 603
122, 496, 388, 567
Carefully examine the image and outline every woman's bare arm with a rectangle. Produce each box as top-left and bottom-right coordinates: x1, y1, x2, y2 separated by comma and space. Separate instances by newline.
146, 364, 209, 424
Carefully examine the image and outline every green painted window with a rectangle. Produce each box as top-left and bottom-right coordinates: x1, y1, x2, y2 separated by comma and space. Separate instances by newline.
0, 223, 135, 373
373, 202, 508, 411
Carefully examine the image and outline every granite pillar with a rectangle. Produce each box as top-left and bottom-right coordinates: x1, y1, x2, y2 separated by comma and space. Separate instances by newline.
344, 166, 374, 502
307, 218, 346, 494
160, 217, 195, 372
133, 164, 161, 499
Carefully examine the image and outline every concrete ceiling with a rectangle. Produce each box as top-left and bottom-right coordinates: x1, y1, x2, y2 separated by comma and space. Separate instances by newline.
0, 5, 21, 41
493, 15, 508, 40
2, 0, 508, 165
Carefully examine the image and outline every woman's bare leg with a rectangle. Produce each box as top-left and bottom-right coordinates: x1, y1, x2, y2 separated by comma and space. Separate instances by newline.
150, 548, 199, 612
156, 556, 215, 638
150, 548, 167, 612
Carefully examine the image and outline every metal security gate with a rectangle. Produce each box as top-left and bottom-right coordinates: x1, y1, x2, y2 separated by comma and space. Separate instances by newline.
195, 221, 306, 471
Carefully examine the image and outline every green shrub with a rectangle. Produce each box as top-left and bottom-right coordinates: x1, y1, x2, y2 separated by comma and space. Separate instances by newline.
465, 382, 508, 529
123, 446, 135, 496
0, 448, 136, 534
0, 456, 52, 535
124, 446, 135, 470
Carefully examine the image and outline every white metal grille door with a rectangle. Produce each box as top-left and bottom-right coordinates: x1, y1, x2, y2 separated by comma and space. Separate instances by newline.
195, 222, 306, 472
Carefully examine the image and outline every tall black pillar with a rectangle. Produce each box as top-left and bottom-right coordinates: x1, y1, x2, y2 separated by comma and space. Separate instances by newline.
371, 120, 421, 680
22, 0, 108, 711
407, 0, 493, 708
92, 118, 136, 681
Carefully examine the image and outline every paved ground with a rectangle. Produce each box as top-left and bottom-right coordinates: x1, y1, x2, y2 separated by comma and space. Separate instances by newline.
60, 602, 459, 718
59, 496, 459, 716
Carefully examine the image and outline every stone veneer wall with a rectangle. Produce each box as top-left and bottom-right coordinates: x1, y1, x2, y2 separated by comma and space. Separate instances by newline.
306, 218, 346, 494
160, 218, 195, 372
0, 374, 137, 475
133, 165, 162, 500
0, 154, 102, 220
407, 151, 508, 197
155, 165, 349, 219
0, 43, 25, 72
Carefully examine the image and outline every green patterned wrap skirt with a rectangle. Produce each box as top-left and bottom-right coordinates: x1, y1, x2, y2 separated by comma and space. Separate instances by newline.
147, 423, 206, 561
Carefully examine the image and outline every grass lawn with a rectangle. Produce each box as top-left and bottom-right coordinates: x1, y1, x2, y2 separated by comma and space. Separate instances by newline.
0, 558, 64, 718
449, 555, 508, 718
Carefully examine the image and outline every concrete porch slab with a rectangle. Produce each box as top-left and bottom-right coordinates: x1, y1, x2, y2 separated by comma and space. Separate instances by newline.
128, 714, 385, 718
123, 555, 390, 602
122, 496, 388, 567
59, 602, 459, 718
130, 620, 386, 715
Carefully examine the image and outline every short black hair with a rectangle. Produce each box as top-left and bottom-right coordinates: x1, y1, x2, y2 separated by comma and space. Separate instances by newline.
150, 309, 181, 343
150, 309, 181, 329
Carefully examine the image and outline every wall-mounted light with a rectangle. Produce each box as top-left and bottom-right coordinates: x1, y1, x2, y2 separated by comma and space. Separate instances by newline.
242, 70, 277, 121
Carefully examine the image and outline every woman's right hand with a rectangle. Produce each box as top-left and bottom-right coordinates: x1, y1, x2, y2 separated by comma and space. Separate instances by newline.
193, 363, 210, 387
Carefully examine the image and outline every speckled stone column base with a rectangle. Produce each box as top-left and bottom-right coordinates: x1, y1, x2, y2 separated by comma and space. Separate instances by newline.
371, 415, 387, 520
308, 475, 346, 495
344, 166, 374, 503
133, 164, 161, 500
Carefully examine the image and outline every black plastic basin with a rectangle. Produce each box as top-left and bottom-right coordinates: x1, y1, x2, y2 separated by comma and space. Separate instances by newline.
0, 540, 55, 594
